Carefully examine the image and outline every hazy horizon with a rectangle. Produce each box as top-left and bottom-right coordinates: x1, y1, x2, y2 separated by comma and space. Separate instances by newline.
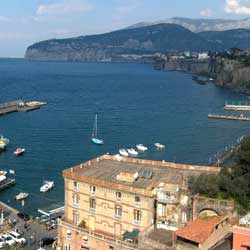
1, 0, 250, 57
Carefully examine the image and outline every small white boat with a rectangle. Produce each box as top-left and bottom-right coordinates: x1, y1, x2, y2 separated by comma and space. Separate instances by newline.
136, 144, 148, 151
40, 181, 54, 192
16, 192, 29, 200
154, 143, 165, 149
127, 148, 138, 156
119, 149, 129, 157
14, 148, 25, 156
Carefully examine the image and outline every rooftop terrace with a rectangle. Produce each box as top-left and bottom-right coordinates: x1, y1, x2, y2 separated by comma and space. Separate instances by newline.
63, 154, 220, 196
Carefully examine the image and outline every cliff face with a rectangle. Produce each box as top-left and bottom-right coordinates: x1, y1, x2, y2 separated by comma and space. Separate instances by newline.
160, 58, 250, 90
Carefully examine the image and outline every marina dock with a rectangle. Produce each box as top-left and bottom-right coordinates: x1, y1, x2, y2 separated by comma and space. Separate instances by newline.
224, 105, 250, 111
0, 100, 47, 116
0, 178, 15, 191
208, 114, 250, 121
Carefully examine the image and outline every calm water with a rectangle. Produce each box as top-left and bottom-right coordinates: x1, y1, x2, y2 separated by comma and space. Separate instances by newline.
0, 58, 249, 214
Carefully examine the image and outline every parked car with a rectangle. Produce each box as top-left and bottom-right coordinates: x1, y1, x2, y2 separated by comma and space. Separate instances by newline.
0, 237, 5, 249
9, 231, 26, 244
17, 212, 30, 221
1, 234, 16, 246
39, 237, 55, 247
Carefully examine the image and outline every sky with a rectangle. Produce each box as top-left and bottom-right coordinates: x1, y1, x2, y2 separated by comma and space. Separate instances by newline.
0, 0, 250, 57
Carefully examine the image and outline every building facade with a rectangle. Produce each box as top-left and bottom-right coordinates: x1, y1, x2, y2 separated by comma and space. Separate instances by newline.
57, 154, 221, 250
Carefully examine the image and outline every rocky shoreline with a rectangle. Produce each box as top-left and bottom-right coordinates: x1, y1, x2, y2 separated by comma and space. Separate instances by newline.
154, 56, 250, 94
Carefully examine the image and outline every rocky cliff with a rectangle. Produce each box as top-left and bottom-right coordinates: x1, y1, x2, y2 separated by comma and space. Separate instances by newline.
158, 58, 250, 91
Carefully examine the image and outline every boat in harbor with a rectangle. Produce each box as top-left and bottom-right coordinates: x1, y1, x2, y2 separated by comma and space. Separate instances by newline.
0, 170, 15, 191
16, 192, 29, 200
40, 181, 54, 192
14, 148, 25, 156
136, 144, 148, 151
91, 114, 104, 145
0, 135, 9, 152
127, 148, 138, 156
119, 149, 129, 157
154, 143, 165, 149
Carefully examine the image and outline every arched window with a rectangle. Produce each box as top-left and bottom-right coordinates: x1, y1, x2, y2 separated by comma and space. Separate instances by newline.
90, 185, 96, 194
116, 191, 122, 200
73, 193, 79, 207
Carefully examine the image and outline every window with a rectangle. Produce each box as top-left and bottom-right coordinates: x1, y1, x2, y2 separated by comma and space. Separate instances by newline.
89, 198, 96, 209
82, 236, 88, 246
90, 185, 96, 195
135, 196, 140, 202
66, 230, 71, 240
73, 181, 78, 191
115, 205, 122, 219
116, 192, 121, 200
73, 193, 79, 207
134, 210, 141, 222
66, 244, 71, 250
109, 246, 114, 250
73, 211, 79, 225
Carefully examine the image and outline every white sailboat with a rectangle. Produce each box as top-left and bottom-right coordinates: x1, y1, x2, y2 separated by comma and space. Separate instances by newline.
91, 115, 104, 145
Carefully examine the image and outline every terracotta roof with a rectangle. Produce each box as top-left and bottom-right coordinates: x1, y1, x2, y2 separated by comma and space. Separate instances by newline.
176, 216, 227, 244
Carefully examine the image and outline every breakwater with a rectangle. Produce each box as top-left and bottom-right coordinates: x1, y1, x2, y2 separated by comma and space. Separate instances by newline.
0, 100, 47, 116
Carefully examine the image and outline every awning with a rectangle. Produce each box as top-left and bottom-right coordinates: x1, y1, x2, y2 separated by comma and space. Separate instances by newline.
122, 229, 139, 240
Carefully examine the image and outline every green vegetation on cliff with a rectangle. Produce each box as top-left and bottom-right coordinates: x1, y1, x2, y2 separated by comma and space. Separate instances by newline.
188, 137, 250, 214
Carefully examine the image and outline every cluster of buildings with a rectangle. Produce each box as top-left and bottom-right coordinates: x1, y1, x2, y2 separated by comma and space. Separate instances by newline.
54, 154, 250, 250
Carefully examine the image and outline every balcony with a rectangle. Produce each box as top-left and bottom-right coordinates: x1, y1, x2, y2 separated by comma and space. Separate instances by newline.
133, 220, 141, 226
157, 194, 177, 204
73, 203, 79, 208
114, 214, 121, 220
88, 208, 96, 214
59, 219, 138, 250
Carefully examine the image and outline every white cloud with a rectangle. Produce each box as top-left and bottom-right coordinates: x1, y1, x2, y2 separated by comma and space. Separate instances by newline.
0, 16, 10, 22
225, 0, 250, 14
200, 8, 212, 17
36, 0, 93, 17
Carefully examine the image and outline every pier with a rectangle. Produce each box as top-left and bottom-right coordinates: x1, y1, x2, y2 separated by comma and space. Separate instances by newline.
224, 101, 250, 111
208, 113, 250, 121
0, 178, 15, 191
0, 100, 47, 116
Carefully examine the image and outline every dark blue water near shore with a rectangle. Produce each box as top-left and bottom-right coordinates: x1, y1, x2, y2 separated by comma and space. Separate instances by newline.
0, 58, 250, 214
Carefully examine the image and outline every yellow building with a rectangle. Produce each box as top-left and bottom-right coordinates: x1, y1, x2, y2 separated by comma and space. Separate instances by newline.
58, 154, 220, 250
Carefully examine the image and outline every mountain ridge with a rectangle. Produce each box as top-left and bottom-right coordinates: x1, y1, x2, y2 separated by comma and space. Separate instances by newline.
25, 23, 250, 62
126, 17, 250, 33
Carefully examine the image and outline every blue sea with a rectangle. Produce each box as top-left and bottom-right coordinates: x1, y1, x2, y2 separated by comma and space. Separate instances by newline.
0, 58, 249, 214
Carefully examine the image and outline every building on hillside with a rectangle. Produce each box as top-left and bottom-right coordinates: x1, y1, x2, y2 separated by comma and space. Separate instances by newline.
233, 223, 250, 250
176, 216, 231, 250
198, 52, 209, 60
57, 154, 227, 250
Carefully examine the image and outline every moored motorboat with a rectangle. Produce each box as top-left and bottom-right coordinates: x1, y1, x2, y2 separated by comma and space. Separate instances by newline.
136, 144, 148, 151
0, 135, 9, 152
154, 143, 165, 149
16, 192, 29, 200
40, 181, 54, 192
119, 149, 129, 157
14, 148, 25, 156
127, 148, 138, 156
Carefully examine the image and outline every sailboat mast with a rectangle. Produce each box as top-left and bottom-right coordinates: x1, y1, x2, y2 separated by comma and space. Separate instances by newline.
95, 115, 98, 137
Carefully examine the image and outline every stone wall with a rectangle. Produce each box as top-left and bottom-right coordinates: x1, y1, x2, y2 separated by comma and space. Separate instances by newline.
192, 196, 236, 220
